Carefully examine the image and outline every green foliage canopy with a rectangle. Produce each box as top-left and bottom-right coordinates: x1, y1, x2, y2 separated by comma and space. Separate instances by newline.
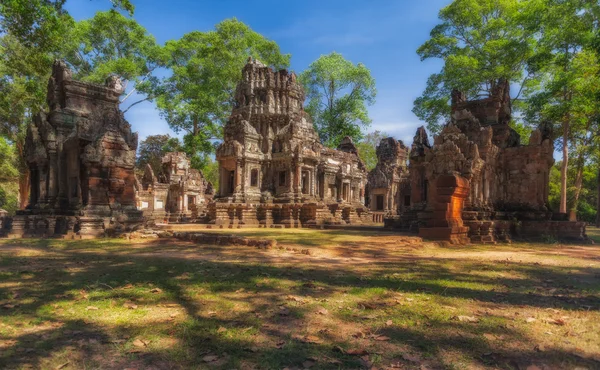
413, 0, 535, 133
156, 18, 290, 160
300, 52, 376, 147
356, 131, 389, 171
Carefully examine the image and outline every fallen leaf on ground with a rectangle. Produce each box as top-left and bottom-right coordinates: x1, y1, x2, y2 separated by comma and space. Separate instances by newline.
456, 315, 479, 323
301, 335, 322, 344
359, 302, 379, 310
150, 288, 163, 293
86, 306, 99, 311
483, 333, 496, 341
402, 353, 421, 363
374, 335, 391, 341
202, 355, 218, 362
55, 362, 69, 370
317, 307, 328, 315
132, 339, 149, 347
279, 306, 290, 316
217, 326, 227, 333
123, 302, 138, 309
345, 348, 369, 356
534, 344, 545, 352
386, 319, 393, 326
526, 317, 537, 323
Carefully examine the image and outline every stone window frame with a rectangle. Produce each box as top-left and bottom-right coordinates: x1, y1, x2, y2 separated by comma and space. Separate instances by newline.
250, 168, 259, 187
278, 171, 286, 187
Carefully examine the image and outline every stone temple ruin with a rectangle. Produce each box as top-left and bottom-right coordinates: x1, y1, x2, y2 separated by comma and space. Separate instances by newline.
7, 61, 143, 238
383, 80, 586, 243
366, 137, 410, 223
0, 61, 586, 244
136, 152, 213, 224
209, 58, 370, 227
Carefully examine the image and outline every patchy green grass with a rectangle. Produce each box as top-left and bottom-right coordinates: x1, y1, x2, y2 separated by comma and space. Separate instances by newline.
588, 226, 600, 243
0, 229, 599, 369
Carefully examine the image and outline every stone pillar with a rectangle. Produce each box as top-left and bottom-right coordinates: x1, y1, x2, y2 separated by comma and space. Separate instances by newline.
419, 174, 470, 244
48, 153, 58, 205
241, 160, 246, 193
235, 160, 242, 192
56, 130, 68, 208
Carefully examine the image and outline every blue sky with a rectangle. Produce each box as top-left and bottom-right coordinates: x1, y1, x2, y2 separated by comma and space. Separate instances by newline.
66, 0, 451, 145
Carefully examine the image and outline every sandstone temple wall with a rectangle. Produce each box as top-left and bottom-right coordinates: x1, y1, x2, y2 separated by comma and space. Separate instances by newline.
136, 152, 213, 224
384, 80, 586, 243
7, 61, 143, 238
366, 137, 410, 222
211, 58, 370, 228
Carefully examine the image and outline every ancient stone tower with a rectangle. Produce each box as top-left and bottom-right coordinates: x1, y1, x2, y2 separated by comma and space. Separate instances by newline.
211, 58, 370, 227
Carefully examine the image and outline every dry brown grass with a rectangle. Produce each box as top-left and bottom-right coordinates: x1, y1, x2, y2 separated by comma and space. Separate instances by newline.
0, 228, 599, 369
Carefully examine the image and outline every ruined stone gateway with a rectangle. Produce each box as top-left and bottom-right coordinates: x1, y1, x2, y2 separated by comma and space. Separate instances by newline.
366, 137, 410, 223
383, 80, 586, 243
9, 61, 143, 238
210, 58, 370, 227
137, 152, 213, 224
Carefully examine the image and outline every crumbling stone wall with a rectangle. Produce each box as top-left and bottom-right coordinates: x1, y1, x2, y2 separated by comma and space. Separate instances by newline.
8, 61, 143, 238
385, 81, 585, 243
137, 152, 213, 224
211, 58, 370, 228
367, 138, 410, 221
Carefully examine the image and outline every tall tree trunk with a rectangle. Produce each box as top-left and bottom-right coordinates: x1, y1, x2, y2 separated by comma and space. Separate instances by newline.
597, 164, 600, 228
569, 152, 585, 221
559, 120, 569, 214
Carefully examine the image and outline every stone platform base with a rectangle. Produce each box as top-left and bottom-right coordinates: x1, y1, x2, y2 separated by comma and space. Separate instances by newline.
419, 226, 470, 244
4, 209, 144, 239
208, 202, 372, 229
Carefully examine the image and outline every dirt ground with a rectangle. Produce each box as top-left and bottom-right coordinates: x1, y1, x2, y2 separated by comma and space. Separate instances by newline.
0, 228, 599, 369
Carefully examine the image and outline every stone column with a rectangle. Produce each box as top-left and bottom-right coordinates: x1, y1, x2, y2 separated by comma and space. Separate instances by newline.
235, 160, 242, 192
56, 129, 68, 208
48, 152, 58, 205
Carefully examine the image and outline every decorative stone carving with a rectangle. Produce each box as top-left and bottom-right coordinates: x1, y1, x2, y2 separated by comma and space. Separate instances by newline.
385, 82, 586, 243
367, 138, 410, 221
136, 152, 213, 224
211, 58, 370, 227
8, 60, 143, 238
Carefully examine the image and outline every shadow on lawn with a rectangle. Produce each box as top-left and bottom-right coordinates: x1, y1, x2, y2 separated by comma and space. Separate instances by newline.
0, 238, 599, 369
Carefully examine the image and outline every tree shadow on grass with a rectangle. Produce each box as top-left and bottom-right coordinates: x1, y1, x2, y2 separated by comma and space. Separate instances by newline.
0, 237, 598, 369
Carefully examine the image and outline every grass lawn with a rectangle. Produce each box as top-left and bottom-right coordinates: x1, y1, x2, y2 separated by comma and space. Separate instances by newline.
0, 228, 599, 369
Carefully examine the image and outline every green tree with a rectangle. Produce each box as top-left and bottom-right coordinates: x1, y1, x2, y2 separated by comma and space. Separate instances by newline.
136, 135, 182, 177
66, 10, 166, 112
0, 137, 18, 214
524, 0, 599, 215
413, 0, 535, 133
156, 18, 290, 164
300, 52, 376, 147
356, 130, 389, 171
0, 0, 133, 49
0, 3, 159, 208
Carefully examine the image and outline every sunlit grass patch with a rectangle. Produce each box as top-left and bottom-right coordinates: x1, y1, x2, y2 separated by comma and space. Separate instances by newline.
0, 231, 598, 369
